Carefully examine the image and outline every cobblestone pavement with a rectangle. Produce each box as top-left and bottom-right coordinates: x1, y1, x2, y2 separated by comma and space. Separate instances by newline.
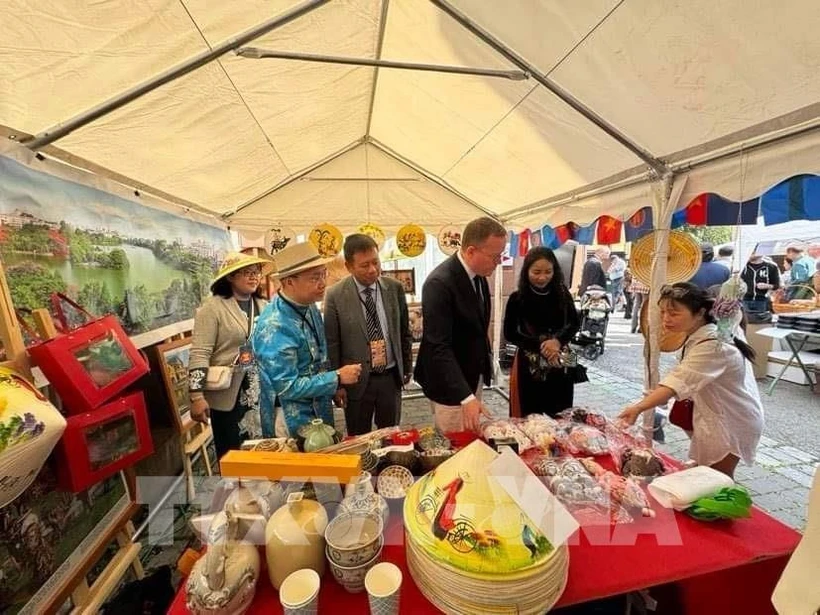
393, 318, 817, 532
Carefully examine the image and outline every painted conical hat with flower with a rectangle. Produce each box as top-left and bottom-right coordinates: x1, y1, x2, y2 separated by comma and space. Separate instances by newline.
404, 440, 555, 575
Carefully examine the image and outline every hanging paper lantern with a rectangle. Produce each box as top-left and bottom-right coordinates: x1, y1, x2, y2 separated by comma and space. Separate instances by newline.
358, 223, 386, 248
265, 226, 295, 255
437, 225, 462, 255
396, 224, 427, 257
309, 223, 343, 257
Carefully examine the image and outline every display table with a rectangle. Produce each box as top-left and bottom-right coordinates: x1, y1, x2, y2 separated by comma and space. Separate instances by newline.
756, 327, 820, 394
169, 500, 799, 614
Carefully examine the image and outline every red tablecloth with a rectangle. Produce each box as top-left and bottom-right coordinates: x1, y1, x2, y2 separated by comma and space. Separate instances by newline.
170, 501, 799, 614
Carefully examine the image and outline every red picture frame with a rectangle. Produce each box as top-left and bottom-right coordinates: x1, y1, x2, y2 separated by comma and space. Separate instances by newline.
54, 391, 153, 492
28, 315, 149, 413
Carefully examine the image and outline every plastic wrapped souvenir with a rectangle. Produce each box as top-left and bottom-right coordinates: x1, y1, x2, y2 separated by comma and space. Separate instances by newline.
619, 447, 666, 479
579, 458, 655, 518
516, 415, 559, 453
526, 456, 608, 509
481, 419, 534, 453
560, 407, 608, 430
557, 424, 610, 456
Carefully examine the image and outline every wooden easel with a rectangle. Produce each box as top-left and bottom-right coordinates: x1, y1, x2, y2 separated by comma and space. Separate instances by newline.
160, 330, 215, 500
30, 308, 146, 613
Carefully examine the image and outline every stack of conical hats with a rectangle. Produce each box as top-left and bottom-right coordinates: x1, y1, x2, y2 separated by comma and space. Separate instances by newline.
404, 441, 569, 614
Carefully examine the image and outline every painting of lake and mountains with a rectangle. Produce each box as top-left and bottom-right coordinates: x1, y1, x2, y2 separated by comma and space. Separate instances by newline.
0, 155, 232, 338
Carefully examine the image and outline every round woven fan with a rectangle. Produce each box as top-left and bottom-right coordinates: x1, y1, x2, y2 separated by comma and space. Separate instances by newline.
639, 299, 687, 352
630, 230, 701, 286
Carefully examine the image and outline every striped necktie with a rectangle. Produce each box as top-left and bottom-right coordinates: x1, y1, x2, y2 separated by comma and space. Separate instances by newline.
363, 287, 386, 373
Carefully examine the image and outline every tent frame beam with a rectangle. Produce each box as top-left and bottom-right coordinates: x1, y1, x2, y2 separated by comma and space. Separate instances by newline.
21, 0, 331, 150
235, 48, 529, 81
431, 0, 669, 177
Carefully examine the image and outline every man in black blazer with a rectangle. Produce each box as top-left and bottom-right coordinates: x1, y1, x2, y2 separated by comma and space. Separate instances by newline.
414, 217, 507, 432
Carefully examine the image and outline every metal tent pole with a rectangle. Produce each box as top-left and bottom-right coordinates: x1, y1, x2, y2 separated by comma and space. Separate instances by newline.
235, 48, 530, 81
22, 0, 331, 150
430, 0, 669, 177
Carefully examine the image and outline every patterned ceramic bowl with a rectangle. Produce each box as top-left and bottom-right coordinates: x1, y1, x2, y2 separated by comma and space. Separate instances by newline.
385, 449, 419, 472
417, 432, 451, 453
326, 539, 383, 593
325, 513, 384, 567
377, 465, 415, 500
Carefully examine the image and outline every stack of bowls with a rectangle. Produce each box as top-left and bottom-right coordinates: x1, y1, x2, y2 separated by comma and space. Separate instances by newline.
324, 513, 384, 593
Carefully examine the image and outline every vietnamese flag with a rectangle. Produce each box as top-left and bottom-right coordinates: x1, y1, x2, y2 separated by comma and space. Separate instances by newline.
554, 224, 574, 247
685, 194, 708, 225
596, 215, 622, 245
518, 229, 531, 255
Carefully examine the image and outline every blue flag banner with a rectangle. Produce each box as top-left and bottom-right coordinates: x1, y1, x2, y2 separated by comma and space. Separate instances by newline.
761, 174, 820, 225
574, 221, 597, 245
624, 207, 653, 242
540, 225, 560, 249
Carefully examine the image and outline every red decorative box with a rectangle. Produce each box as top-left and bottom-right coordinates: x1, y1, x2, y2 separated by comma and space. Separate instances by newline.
55, 391, 153, 492
28, 315, 149, 413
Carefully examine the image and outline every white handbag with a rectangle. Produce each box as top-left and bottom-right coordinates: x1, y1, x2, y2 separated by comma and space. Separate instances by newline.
205, 365, 234, 391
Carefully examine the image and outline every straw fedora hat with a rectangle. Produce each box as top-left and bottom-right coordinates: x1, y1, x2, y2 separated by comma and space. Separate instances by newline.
211, 252, 275, 290
273, 241, 335, 279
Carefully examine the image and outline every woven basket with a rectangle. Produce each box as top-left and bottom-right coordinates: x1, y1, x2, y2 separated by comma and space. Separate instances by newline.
772, 285, 819, 314
630, 231, 701, 286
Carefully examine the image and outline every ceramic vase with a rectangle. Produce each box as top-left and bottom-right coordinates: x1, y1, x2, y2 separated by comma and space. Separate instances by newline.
265, 492, 329, 589
339, 472, 390, 528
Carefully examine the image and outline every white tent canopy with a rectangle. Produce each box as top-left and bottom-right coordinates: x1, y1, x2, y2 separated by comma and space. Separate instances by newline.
2, 0, 820, 233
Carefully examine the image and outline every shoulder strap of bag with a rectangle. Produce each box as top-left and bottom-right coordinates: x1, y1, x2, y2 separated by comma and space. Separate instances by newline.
681, 336, 719, 359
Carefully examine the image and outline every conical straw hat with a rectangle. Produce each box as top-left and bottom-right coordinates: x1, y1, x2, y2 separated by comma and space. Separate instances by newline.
630, 230, 701, 286
403, 440, 556, 575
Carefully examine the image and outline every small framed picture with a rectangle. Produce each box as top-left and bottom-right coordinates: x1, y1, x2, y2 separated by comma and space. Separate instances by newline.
408, 302, 423, 345
383, 268, 416, 295
155, 337, 193, 430
55, 391, 153, 492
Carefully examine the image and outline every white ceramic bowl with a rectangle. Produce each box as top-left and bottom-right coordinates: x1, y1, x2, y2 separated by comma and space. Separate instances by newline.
324, 512, 384, 567
326, 539, 384, 593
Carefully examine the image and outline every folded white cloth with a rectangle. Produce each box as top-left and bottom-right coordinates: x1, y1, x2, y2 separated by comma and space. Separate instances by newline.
647, 466, 735, 510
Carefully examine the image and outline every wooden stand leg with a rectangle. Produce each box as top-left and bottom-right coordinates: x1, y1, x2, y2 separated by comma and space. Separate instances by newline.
181, 423, 215, 501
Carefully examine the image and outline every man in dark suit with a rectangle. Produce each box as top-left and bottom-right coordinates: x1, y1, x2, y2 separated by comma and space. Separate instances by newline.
324, 234, 413, 435
414, 217, 507, 433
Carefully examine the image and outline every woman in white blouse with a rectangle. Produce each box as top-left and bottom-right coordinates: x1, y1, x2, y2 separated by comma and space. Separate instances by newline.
618, 283, 764, 478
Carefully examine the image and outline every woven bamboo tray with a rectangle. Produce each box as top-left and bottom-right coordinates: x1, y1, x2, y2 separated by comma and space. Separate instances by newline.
630, 231, 701, 286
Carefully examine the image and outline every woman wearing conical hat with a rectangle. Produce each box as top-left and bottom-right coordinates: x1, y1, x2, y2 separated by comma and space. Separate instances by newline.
188, 252, 274, 460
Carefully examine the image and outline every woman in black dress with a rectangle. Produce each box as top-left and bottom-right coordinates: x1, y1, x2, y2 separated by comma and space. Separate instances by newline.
504, 247, 580, 417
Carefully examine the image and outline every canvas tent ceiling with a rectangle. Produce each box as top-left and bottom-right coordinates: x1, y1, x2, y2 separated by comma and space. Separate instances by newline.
2, 0, 820, 234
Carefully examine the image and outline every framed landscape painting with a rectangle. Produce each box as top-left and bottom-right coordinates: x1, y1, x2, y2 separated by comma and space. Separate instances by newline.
155, 337, 193, 430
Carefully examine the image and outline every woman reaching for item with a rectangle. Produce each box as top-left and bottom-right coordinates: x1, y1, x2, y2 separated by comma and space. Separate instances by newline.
617, 283, 764, 478
188, 253, 274, 459
503, 247, 580, 417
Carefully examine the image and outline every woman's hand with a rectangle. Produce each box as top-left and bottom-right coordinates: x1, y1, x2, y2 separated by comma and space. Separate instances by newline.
191, 397, 210, 424
540, 339, 561, 361
616, 404, 643, 427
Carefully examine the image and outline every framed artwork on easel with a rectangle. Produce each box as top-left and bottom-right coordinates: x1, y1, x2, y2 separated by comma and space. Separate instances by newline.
383, 268, 416, 295
155, 337, 193, 430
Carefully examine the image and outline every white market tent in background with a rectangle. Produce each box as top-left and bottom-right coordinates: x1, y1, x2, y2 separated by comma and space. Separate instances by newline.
2, 0, 820, 430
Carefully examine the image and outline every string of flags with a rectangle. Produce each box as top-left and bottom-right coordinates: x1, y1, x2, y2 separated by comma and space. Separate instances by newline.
258, 173, 819, 259
508, 173, 820, 254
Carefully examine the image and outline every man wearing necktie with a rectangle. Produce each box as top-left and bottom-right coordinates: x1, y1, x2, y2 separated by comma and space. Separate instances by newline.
414, 217, 507, 433
324, 234, 413, 435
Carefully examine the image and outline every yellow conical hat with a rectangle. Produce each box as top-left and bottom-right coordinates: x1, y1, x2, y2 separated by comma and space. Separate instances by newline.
404, 440, 554, 575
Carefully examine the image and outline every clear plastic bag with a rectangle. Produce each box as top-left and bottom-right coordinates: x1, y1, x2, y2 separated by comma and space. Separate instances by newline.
558, 407, 609, 430
579, 458, 655, 519
556, 422, 610, 456
525, 455, 609, 509
482, 418, 535, 452
514, 414, 559, 454
605, 424, 668, 479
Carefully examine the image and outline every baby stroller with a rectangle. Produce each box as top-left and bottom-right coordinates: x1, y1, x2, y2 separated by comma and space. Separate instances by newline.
574, 285, 611, 360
